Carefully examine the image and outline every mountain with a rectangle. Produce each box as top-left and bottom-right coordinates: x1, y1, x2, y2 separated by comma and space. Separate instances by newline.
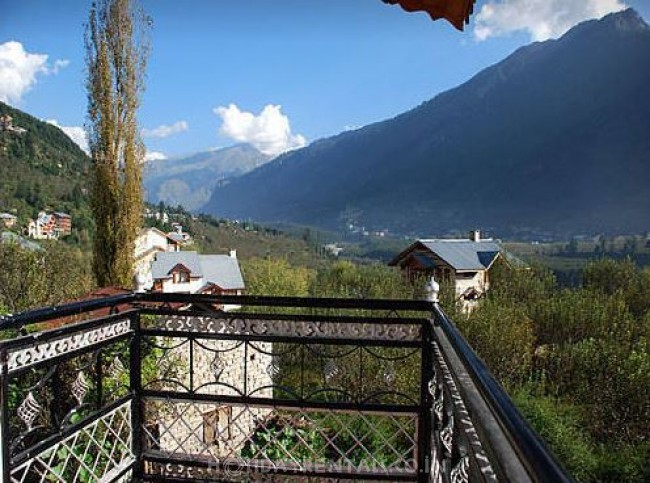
205, 9, 650, 238
0, 101, 93, 239
143, 144, 270, 211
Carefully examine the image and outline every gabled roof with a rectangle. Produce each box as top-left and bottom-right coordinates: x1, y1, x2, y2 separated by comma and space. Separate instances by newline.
199, 255, 245, 290
151, 251, 245, 290
166, 232, 187, 243
391, 239, 502, 271
152, 251, 202, 279
413, 253, 437, 269
420, 239, 501, 270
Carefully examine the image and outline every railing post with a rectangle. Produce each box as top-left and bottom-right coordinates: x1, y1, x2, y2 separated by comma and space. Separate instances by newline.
418, 277, 438, 482
425, 276, 440, 304
419, 316, 435, 482
130, 310, 143, 479
0, 349, 9, 483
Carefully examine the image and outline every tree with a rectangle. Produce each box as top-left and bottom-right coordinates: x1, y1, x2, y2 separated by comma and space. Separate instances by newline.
85, 0, 150, 287
0, 242, 94, 314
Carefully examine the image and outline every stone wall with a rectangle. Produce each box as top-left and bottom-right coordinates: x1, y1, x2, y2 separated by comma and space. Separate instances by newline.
155, 338, 273, 459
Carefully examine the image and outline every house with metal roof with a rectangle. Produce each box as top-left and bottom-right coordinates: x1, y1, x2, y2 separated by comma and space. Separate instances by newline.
389, 230, 505, 302
151, 250, 245, 309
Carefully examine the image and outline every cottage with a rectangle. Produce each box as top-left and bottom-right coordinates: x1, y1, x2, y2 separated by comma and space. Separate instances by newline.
167, 224, 192, 247
151, 250, 245, 309
27, 212, 57, 240
390, 231, 504, 302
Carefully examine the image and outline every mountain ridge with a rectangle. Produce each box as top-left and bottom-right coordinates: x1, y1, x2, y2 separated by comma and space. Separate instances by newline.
204, 9, 650, 237
144, 144, 270, 210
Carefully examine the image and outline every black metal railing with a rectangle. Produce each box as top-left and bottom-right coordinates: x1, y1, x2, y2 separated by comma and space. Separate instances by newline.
0, 293, 572, 482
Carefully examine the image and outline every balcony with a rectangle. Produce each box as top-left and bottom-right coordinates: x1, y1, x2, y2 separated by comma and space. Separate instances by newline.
0, 293, 571, 482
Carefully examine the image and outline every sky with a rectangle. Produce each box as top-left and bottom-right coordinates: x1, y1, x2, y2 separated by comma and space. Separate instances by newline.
1, 0, 649, 160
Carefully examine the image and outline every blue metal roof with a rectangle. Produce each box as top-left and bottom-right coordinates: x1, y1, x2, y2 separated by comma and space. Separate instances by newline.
419, 240, 501, 270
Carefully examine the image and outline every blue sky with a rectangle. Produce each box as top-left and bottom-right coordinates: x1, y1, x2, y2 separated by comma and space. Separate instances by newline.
2, 0, 649, 159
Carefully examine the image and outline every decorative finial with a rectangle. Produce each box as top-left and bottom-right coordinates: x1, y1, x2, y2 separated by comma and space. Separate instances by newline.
425, 276, 440, 303
134, 272, 146, 293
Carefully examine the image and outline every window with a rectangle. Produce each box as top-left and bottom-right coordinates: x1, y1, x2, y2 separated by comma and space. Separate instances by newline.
173, 270, 190, 283
203, 406, 232, 446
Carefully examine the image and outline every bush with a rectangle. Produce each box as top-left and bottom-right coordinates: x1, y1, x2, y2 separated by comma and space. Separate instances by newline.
310, 261, 418, 299
241, 258, 313, 297
513, 388, 597, 482
455, 299, 535, 387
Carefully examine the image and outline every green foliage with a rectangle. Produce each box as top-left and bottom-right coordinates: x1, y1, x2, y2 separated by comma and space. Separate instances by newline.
242, 258, 313, 297
189, 214, 326, 268
459, 258, 650, 481
310, 261, 419, 299
0, 241, 94, 313
513, 388, 598, 482
545, 337, 650, 444
241, 416, 328, 463
529, 288, 634, 347
583, 257, 637, 296
456, 299, 535, 387
0, 102, 93, 248
584, 258, 650, 317
592, 442, 650, 483
86, 0, 149, 287
241, 414, 414, 468
490, 258, 556, 306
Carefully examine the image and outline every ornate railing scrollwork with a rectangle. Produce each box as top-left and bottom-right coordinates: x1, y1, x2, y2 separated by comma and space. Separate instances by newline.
0, 293, 572, 483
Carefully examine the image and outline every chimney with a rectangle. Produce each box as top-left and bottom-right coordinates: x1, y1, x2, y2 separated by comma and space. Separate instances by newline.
229, 249, 237, 259
469, 230, 481, 242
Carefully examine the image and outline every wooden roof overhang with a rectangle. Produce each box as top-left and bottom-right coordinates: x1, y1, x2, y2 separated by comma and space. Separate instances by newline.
383, 0, 476, 30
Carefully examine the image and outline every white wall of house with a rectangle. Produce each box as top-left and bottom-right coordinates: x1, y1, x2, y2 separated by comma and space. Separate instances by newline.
454, 271, 487, 296
158, 277, 204, 294
135, 229, 169, 258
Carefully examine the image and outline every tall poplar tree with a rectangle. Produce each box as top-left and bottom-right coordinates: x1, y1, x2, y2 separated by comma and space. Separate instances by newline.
85, 0, 150, 287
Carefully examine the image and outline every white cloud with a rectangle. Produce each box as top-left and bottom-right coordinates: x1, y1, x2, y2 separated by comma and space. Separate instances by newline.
144, 151, 167, 162
46, 119, 89, 154
142, 120, 189, 139
51, 59, 70, 74
213, 104, 307, 157
0, 41, 69, 104
474, 0, 627, 41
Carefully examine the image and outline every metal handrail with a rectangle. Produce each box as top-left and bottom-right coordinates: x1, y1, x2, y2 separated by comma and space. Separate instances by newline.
432, 303, 573, 483
136, 292, 435, 311
0, 292, 434, 333
0, 293, 136, 330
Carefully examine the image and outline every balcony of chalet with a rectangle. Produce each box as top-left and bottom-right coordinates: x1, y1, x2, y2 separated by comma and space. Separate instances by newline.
0, 289, 570, 482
